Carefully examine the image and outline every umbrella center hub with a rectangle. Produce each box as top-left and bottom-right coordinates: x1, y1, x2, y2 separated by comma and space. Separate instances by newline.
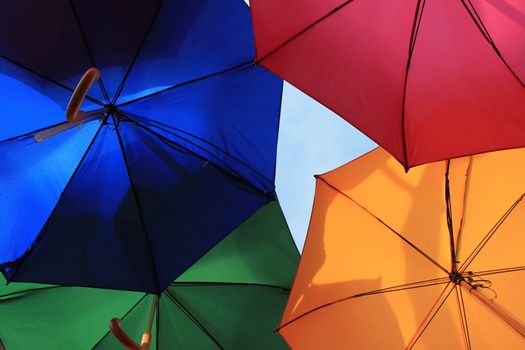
106, 103, 118, 114
450, 272, 464, 285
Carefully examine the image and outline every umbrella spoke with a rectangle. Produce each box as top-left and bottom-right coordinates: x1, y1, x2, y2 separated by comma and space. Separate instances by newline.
112, 0, 165, 104
170, 281, 290, 292
460, 0, 525, 89
455, 157, 474, 261
401, 0, 427, 169
164, 290, 224, 350
318, 175, 449, 274
278, 277, 449, 332
122, 113, 273, 198
0, 55, 104, 106
456, 286, 473, 350
472, 265, 525, 278
66, 0, 110, 103
117, 61, 254, 107
256, 0, 355, 64
459, 193, 525, 271
3, 120, 105, 283
407, 282, 455, 349
124, 112, 274, 188
92, 293, 149, 349
114, 118, 161, 293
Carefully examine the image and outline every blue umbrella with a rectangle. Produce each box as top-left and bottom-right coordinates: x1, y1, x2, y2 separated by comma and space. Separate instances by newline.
0, 0, 282, 294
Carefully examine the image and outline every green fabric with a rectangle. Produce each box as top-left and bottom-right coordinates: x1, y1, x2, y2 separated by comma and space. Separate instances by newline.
177, 201, 299, 288
0, 201, 298, 349
157, 294, 220, 349
166, 284, 290, 349
93, 294, 157, 350
0, 281, 142, 349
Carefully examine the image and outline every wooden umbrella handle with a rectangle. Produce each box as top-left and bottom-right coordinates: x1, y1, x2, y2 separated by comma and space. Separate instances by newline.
109, 295, 159, 350
109, 318, 147, 350
66, 67, 100, 122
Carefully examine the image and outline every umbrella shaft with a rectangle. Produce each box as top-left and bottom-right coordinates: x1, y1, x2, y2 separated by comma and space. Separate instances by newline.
460, 281, 525, 338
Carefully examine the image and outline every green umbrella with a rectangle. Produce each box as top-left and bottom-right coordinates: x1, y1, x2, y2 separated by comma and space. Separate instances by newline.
0, 201, 298, 349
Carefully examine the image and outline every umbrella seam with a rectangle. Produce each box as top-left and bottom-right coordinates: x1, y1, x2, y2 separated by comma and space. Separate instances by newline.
254, 0, 355, 64
0, 285, 64, 301
112, 0, 165, 104
114, 119, 162, 293
317, 176, 449, 273
456, 286, 473, 350
91, 293, 149, 349
459, 193, 524, 272
116, 60, 254, 107
122, 112, 275, 193
164, 289, 224, 350
401, 0, 427, 171
170, 281, 291, 292
121, 113, 275, 199
2, 120, 106, 283
0, 55, 105, 107
460, 0, 525, 89
278, 279, 449, 332
67, 0, 111, 103
407, 283, 455, 349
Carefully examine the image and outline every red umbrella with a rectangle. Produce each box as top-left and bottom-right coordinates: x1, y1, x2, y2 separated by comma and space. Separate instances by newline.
251, 0, 525, 170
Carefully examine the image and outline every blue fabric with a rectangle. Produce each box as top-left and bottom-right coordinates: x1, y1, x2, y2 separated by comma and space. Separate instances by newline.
121, 65, 282, 193
3, 126, 159, 292
0, 59, 99, 141
0, 120, 100, 263
117, 0, 254, 104
0, 0, 282, 292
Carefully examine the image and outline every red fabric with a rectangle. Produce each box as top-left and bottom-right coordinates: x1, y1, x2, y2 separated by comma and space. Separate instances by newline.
252, 0, 525, 169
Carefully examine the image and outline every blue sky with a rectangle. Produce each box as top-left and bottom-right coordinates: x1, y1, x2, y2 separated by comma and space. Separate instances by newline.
243, 1, 376, 251
274, 84, 376, 250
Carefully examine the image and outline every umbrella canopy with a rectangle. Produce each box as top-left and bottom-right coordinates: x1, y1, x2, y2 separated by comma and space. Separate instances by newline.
251, 0, 525, 169
0, 201, 298, 350
279, 147, 525, 349
0, 0, 283, 293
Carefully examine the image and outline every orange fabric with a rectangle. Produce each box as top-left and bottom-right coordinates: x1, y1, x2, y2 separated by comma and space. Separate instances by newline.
280, 147, 525, 349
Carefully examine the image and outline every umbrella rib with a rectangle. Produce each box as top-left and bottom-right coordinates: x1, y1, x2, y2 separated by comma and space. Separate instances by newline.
156, 297, 160, 350
113, 119, 162, 293
455, 156, 474, 261
459, 0, 525, 89
277, 278, 449, 332
456, 285, 473, 350
0, 55, 105, 107
255, 0, 355, 64
117, 61, 254, 107
400, 0, 427, 170
67, 0, 110, 103
164, 290, 225, 350
124, 113, 274, 189
91, 293, 149, 349
170, 281, 291, 293
459, 193, 524, 272
0, 285, 65, 301
112, 0, 165, 104
407, 282, 455, 349
473, 265, 525, 277
2, 120, 106, 283
445, 161, 458, 272
0, 121, 68, 144
317, 176, 449, 274
121, 114, 275, 199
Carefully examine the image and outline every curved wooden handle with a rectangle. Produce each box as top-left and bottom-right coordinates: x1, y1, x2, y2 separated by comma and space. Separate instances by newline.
66, 67, 100, 122
109, 318, 148, 350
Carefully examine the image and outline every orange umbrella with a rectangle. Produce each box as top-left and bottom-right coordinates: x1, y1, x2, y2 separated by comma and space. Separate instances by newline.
278, 147, 525, 349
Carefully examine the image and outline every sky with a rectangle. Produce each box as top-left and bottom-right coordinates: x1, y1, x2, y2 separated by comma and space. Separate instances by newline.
274, 84, 376, 250
242, 0, 376, 251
